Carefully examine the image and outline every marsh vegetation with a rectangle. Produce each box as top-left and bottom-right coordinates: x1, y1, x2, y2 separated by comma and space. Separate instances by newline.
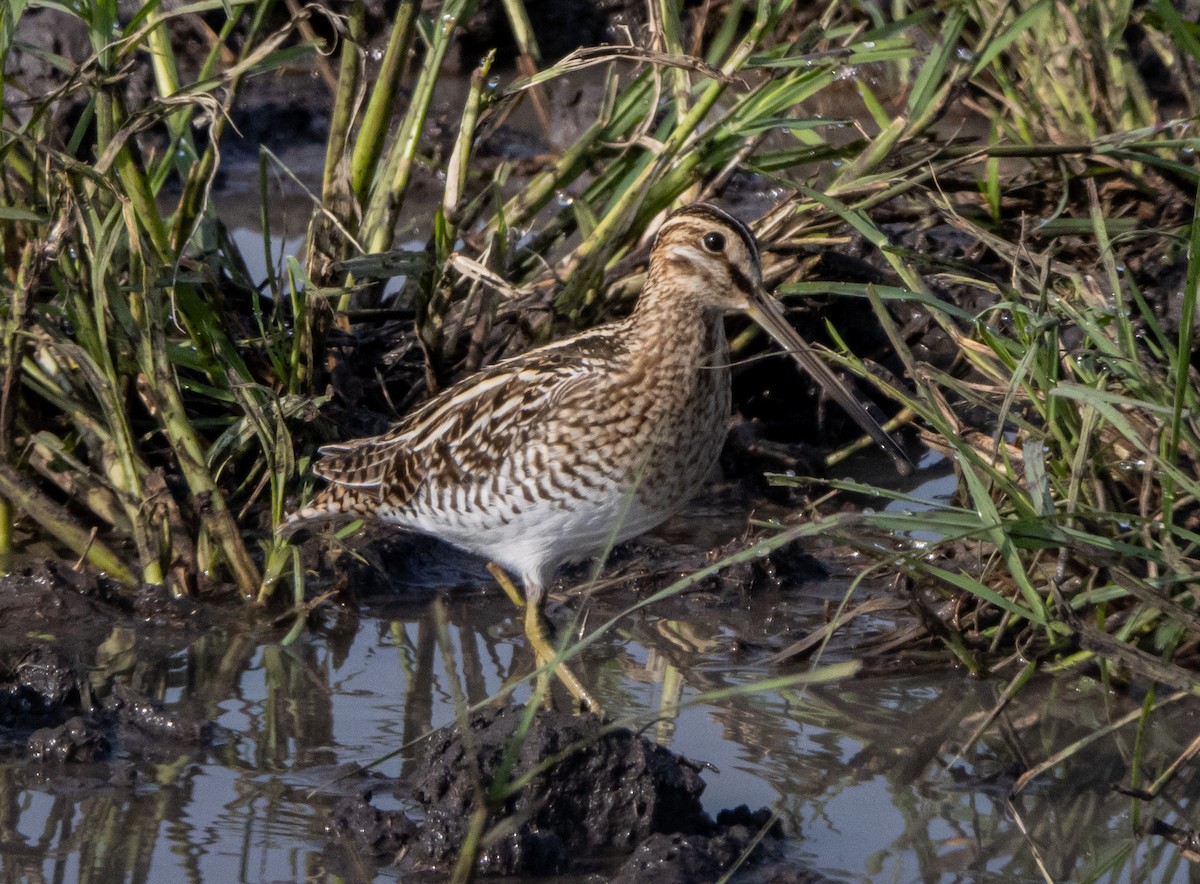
2, 0, 1200, 879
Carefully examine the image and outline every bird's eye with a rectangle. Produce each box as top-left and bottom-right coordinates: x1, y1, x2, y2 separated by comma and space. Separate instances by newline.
702, 231, 726, 253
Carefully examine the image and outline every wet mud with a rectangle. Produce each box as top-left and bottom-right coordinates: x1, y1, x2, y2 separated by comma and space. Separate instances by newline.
0, 561, 214, 767
328, 705, 799, 880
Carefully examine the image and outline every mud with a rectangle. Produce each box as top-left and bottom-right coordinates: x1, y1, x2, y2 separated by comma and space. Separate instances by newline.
4, 0, 644, 158
0, 560, 214, 763
0, 482, 1194, 880
2, 649, 211, 763
327, 705, 790, 880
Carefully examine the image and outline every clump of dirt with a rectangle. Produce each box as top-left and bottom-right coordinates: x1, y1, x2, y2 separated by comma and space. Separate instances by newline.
0, 643, 213, 764
0, 561, 215, 763
327, 785, 420, 862
26, 715, 110, 763
416, 706, 713, 869
0, 646, 92, 743
328, 705, 790, 879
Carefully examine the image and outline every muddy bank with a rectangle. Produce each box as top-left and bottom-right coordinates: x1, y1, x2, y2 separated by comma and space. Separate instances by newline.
4, 0, 645, 152
328, 705, 812, 881
0, 560, 216, 764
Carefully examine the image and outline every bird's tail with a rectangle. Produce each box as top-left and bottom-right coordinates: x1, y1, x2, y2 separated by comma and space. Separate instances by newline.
277, 484, 377, 538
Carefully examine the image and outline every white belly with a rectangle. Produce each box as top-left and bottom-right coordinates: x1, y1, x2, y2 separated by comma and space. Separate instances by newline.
383, 449, 719, 589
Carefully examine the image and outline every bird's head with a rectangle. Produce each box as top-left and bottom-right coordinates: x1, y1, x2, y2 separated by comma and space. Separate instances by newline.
649, 203, 764, 313
648, 202, 911, 474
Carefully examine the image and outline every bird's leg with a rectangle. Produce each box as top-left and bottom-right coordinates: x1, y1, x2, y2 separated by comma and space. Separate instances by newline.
523, 601, 602, 714
486, 563, 601, 713
487, 562, 526, 609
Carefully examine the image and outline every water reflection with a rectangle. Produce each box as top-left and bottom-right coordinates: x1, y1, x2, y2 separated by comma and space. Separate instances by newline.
0, 517, 1198, 881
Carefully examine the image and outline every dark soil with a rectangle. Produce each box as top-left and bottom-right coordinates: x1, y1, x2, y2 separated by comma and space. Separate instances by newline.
4, 0, 645, 159
327, 705, 799, 881
0, 560, 214, 763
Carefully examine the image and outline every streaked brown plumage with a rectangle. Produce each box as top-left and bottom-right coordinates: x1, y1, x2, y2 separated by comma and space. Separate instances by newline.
282, 204, 906, 688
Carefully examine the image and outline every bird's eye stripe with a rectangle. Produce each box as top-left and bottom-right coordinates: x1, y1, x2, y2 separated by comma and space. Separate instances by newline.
729, 265, 755, 295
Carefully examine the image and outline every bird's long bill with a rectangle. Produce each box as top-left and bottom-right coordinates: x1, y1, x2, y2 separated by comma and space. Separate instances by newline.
746, 290, 912, 476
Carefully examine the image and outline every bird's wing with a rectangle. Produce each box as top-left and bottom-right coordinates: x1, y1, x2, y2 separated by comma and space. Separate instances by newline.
311, 329, 626, 506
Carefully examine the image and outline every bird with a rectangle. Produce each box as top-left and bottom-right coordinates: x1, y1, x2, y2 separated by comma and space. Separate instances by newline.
281, 203, 908, 706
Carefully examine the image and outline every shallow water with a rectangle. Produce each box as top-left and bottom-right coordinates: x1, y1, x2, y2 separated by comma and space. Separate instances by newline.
2, 455, 1198, 882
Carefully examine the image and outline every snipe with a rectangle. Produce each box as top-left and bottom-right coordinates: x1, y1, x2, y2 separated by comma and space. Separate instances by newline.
282, 203, 907, 706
